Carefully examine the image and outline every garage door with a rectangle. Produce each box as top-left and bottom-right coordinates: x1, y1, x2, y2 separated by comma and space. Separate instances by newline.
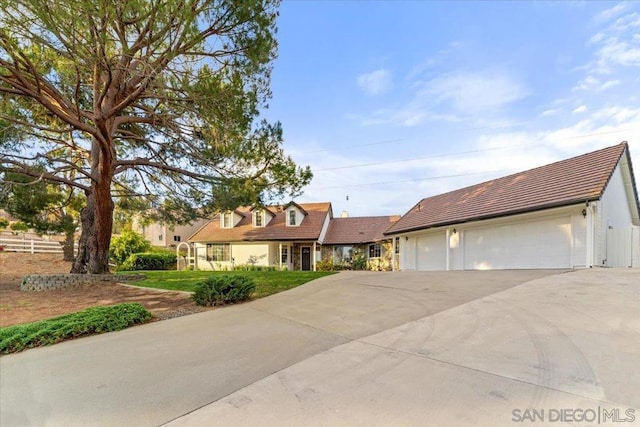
417, 232, 446, 270
464, 216, 572, 269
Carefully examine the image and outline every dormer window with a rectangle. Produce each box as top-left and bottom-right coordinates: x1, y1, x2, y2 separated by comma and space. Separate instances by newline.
221, 212, 232, 228
288, 209, 297, 226
254, 209, 264, 227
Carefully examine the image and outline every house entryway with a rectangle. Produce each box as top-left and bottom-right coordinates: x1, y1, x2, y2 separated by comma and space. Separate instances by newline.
301, 246, 311, 271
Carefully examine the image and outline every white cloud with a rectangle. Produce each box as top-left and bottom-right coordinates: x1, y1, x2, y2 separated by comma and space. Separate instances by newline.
595, 37, 640, 68
573, 105, 588, 113
600, 79, 621, 90
420, 71, 528, 114
593, 3, 628, 24
356, 69, 392, 95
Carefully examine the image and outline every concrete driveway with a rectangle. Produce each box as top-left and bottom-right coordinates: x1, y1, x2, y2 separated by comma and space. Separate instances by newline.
2, 269, 638, 426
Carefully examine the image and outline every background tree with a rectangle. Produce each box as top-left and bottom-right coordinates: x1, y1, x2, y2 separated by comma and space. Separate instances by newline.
0, 0, 311, 274
0, 171, 82, 261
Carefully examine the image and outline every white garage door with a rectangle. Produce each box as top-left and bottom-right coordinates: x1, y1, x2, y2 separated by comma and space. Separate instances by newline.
464, 216, 572, 269
417, 232, 446, 270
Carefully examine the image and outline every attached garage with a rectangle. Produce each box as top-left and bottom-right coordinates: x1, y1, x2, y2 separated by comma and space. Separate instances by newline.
462, 215, 574, 270
388, 143, 640, 271
416, 232, 446, 270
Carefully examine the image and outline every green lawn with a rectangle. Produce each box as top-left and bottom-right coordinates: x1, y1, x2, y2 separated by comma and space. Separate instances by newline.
125, 270, 336, 298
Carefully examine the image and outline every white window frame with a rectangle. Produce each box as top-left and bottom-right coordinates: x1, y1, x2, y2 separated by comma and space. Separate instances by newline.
221, 212, 232, 228
206, 243, 231, 262
281, 246, 288, 264
254, 209, 264, 227
368, 243, 382, 259
287, 209, 297, 226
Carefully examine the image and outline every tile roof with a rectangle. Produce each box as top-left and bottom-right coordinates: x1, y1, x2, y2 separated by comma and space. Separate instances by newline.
189, 202, 332, 242
386, 143, 632, 235
323, 216, 401, 245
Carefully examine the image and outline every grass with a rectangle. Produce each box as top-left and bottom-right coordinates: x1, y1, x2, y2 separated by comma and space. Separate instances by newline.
0, 303, 152, 354
124, 270, 336, 298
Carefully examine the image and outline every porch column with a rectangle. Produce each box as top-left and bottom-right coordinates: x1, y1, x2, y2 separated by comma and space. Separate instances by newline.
445, 229, 451, 271
279, 243, 282, 270
313, 241, 317, 271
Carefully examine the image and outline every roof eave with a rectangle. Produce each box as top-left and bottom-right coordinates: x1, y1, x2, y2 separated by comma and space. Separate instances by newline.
384, 198, 600, 235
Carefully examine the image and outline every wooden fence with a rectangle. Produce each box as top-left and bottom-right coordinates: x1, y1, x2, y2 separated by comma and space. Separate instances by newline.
0, 237, 76, 254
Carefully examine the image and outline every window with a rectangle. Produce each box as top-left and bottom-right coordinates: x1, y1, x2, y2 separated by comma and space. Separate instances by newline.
288, 209, 297, 226
281, 246, 288, 264
395, 237, 400, 254
221, 212, 232, 228
174, 235, 181, 242
206, 243, 231, 262
254, 210, 263, 227
368, 244, 382, 258
158, 234, 163, 241
333, 246, 353, 264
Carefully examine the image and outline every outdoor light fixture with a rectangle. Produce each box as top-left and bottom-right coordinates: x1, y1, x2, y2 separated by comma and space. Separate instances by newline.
582, 209, 587, 218
405, 236, 408, 241
452, 228, 457, 234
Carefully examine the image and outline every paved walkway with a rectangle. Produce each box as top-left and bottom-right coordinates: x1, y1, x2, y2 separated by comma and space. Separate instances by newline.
2, 269, 638, 426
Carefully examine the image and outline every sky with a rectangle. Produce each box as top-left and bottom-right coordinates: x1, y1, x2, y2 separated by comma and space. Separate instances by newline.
261, 1, 640, 217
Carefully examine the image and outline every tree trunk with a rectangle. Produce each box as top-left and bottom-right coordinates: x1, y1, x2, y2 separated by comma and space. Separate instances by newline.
71, 137, 115, 274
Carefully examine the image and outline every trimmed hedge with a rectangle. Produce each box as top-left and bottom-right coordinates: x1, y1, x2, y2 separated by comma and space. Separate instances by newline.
120, 252, 177, 271
0, 303, 152, 354
192, 274, 256, 307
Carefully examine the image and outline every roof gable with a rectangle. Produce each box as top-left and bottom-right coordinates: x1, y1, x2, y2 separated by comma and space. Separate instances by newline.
189, 202, 332, 242
387, 143, 631, 234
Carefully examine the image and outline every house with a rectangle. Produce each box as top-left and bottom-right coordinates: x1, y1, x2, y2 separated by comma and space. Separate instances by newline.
386, 142, 640, 270
322, 215, 401, 270
188, 202, 332, 270
132, 217, 209, 249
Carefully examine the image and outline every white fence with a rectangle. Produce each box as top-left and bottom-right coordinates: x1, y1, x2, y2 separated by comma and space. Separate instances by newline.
0, 237, 68, 254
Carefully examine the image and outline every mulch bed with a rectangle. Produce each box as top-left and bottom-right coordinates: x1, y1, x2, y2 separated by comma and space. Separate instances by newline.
0, 253, 212, 327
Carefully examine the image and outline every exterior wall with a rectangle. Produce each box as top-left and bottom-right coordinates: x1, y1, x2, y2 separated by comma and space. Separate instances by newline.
231, 243, 271, 266
135, 218, 208, 248
192, 240, 317, 271
321, 241, 394, 271
596, 163, 637, 267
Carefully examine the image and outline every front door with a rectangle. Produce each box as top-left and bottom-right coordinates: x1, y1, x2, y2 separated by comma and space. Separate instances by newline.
301, 246, 311, 271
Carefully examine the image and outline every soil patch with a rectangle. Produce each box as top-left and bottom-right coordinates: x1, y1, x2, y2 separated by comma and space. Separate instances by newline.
0, 252, 211, 327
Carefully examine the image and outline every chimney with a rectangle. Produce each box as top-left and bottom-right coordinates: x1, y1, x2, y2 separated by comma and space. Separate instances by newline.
341, 210, 349, 218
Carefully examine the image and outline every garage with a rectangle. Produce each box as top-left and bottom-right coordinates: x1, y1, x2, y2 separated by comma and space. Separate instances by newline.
463, 216, 572, 270
387, 143, 639, 271
416, 232, 446, 270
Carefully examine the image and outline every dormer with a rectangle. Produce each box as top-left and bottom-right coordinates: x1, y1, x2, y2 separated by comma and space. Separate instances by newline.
220, 210, 244, 228
250, 206, 275, 228
284, 202, 308, 227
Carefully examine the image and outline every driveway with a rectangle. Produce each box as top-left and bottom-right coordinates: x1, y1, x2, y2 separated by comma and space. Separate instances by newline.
2, 269, 638, 426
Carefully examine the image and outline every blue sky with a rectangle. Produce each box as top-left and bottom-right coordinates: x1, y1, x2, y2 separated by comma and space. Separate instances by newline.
262, 1, 640, 216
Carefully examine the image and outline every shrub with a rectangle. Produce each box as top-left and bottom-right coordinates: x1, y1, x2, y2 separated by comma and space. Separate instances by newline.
351, 254, 367, 271
9, 221, 29, 232
192, 275, 256, 307
0, 218, 8, 229
316, 259, 335, 271
0, 303, 152, 354
119, 252, 177, 271
110, 230, 152, 264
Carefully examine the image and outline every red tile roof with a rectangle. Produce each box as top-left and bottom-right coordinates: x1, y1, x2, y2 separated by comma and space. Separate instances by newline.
189, 202, 332, 242
323, 216, 401, 245
386, 143, 634, 235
